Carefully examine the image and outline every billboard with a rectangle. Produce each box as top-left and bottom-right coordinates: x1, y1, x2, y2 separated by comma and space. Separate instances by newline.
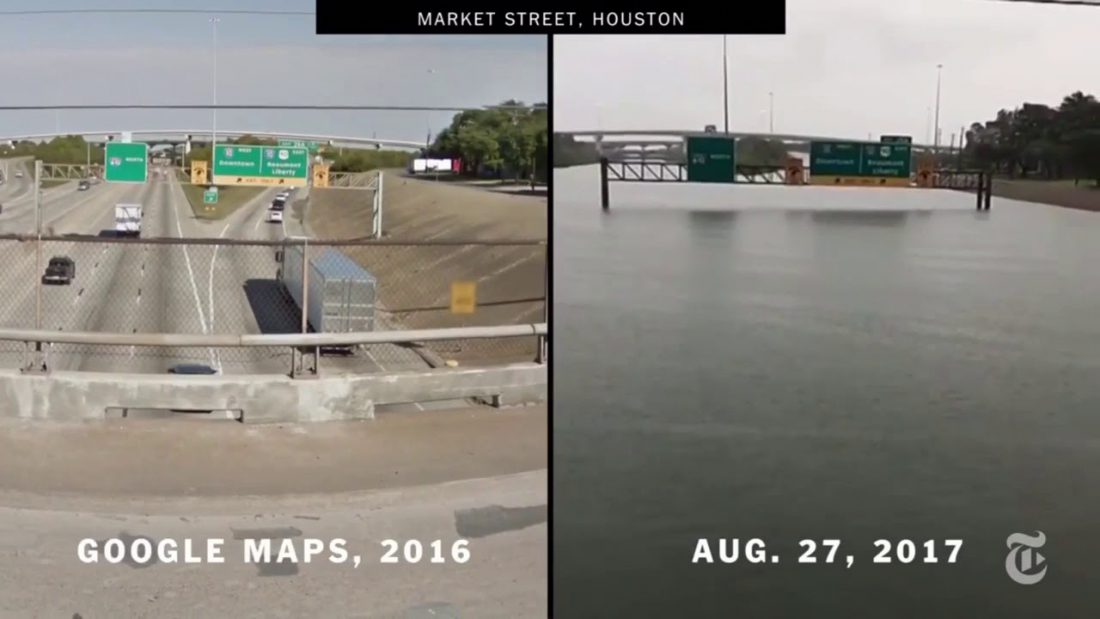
411, 158, 461, 174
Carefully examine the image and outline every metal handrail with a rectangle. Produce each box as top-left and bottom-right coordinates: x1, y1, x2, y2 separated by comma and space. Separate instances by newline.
0, 323, 546, 348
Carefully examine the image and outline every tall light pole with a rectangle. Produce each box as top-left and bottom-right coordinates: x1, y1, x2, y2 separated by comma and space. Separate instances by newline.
925, 106, 932, 144
722, 35, 729, 134
768, 91, 774, 133
210, 17, 220, 151
933, 64, 943, 155
426, 68, 436, 149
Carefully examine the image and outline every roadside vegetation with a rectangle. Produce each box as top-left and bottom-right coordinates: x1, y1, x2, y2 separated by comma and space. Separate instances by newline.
428, 100, 548, 183
963, 91, 1100, 185
0, 135, 104, 165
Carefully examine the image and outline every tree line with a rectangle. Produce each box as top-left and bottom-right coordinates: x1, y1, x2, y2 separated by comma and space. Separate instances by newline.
429, 101, 548, 183
964, 90, 1100, 183
0, 135, 106, 165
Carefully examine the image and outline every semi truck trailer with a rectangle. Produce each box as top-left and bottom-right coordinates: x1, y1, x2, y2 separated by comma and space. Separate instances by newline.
276, 242, 377, 351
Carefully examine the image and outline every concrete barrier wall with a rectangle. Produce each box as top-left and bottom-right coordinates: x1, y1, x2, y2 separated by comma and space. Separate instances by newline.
0, 363, 546, 423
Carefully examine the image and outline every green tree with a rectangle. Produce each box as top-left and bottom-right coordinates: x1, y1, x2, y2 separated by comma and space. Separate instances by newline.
429, 100, 547, 182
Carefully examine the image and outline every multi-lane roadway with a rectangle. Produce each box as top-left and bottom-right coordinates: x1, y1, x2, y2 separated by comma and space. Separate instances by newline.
0, 159, 432, 381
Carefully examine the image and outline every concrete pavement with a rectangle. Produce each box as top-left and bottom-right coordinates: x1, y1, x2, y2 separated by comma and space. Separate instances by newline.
0, 405, 548, 617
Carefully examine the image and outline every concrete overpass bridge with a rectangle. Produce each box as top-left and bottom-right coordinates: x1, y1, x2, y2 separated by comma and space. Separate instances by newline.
557, 130, 962, 156
1, 129, 427, 151
2, 129, 427, 183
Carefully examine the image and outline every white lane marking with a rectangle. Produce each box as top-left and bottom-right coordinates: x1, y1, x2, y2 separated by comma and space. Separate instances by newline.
477, 252, 535, 283
208, 220, 233, 335
171, 180, 218, 370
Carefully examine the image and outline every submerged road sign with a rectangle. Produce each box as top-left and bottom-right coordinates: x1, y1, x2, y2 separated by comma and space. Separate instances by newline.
881, 135, 913, 144
686, 136, 736, 183
212, 144, 309, 186
809, 141, 912, 187
104, 142, 148, 183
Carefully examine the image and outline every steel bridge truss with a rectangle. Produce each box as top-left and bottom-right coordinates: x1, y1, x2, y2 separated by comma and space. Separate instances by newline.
605, 160, 792, 184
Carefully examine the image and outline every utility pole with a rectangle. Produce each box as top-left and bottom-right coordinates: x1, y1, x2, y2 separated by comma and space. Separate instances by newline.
34, 160, 42, 331
768, 91, 774, 133
722, 35, 729, 134
933, 64, 943, 155
210, 17, 220, 150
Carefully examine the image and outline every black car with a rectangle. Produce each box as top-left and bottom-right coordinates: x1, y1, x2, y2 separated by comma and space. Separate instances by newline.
42, 256, 75, 285
78, 180, 90, 191
167, 363, 218, 375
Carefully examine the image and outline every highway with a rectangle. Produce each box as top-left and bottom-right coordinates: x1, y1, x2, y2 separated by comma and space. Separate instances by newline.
0, 165, 436, 384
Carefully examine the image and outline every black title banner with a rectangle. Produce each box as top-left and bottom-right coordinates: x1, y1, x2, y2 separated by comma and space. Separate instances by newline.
315, 2, 786, 35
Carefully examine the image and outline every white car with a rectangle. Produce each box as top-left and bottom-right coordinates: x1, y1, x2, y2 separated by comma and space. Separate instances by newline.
267, 209, 283, 223
14, 171, 22, 178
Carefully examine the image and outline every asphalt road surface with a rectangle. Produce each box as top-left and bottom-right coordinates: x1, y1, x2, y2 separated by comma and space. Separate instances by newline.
0, 166, 470, 412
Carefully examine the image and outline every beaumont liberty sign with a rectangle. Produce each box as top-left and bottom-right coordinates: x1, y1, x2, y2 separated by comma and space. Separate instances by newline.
809, 140, 912, 187
212, 145, 309, 186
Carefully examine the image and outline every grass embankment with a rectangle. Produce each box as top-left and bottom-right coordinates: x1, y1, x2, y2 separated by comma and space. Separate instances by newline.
991, 178, 1100, 212
39, 180, 68, 189
178, 183, 265, 220
307, 170, 547, 365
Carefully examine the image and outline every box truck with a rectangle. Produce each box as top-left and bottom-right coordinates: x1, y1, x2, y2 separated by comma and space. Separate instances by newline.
114, 203, 142, 237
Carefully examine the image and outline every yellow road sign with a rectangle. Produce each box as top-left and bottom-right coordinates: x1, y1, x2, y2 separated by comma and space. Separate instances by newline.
190, 160, 208, 185
809, 175, 911, 188
211, 175, 301, 187
313, 163, 330, 188
450, 281, 477, 314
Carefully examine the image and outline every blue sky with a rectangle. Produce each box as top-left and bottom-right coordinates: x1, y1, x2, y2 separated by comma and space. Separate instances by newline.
0, 0, 547, 143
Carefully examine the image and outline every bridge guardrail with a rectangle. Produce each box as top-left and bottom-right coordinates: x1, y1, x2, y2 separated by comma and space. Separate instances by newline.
13, 323, 547, 377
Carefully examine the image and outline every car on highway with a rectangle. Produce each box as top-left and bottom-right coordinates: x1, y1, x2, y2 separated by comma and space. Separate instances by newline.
42, 256, 75, 285
14, 171, 23, 178
267, 209, 283, 223
271, 196, 287, 210
167, 363, 218, 375
77, 179, 90, 191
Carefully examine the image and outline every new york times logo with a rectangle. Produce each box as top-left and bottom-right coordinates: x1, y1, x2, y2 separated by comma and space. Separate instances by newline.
1005, 531, 1047, 585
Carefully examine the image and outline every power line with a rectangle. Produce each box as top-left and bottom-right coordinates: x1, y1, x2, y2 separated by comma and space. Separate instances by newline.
0, 104, 545, 112
0, 9, 313, 16
990, 0, 1100, 5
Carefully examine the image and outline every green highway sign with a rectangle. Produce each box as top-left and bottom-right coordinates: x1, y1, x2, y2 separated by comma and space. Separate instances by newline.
809, 141, 912, 187
686, 136, 736, 183
203, 190, 218, 204
278, 139, 321, 152
104, 142, 148, 183
212, 144, 309, 186
881, 135, 913, 144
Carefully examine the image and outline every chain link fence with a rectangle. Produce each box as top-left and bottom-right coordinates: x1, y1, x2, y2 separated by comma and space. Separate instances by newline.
0, 234, 546, 374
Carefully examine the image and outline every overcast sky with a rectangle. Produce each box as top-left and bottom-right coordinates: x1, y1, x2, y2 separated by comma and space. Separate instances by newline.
554, 0, 1100, 145
0, 0, 546, 143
